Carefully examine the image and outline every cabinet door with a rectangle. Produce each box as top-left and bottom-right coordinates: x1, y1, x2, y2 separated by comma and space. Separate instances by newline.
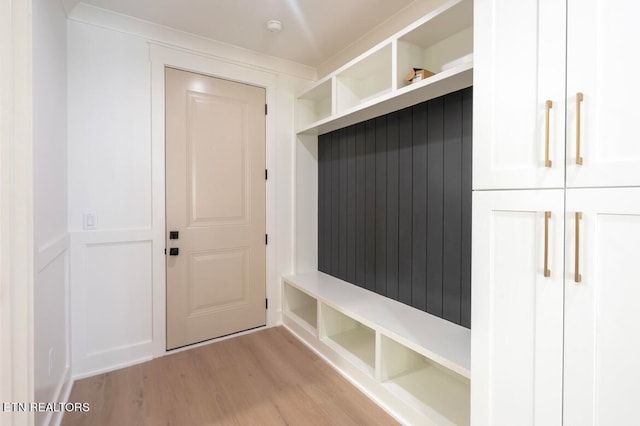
566, 1, 640, 187
471, 189, 564, 425
564, 188, 640, 425
474, 0, 566, 190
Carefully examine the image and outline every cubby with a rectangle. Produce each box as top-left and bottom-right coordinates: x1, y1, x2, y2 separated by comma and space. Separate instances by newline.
336, 43, 392, 113
321, 303, 376, 375
296, 77, 333, 131
396, 0, 473, 89
381, 335, 470, 425
282, 282, 318, 334
281, 272, 470, 424
295, 0, 473, 135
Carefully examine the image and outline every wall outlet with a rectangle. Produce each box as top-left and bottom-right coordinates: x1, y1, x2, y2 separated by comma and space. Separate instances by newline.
83, 212, 97, 230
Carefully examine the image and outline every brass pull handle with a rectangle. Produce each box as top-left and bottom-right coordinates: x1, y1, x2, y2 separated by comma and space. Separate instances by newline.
576, 93, 584, 165
544, 211, 551, 277
575, 212, 583, 283
545, 101, 553, 167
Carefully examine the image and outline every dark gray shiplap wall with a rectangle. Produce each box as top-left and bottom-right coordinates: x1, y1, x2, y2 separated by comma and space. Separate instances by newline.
318, 87, 472, 328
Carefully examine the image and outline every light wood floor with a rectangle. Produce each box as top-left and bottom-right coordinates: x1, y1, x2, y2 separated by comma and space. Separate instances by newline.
63, 326, 398, 426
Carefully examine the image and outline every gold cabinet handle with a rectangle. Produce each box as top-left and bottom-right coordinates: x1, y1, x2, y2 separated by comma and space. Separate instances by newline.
576, 93, 584, 165
575, 212, 583, 283
545, 101, 553, 167
544, 211, 551, 277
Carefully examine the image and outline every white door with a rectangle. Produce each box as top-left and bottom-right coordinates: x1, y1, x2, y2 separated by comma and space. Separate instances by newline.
165, 67, 266, 350
566, 0, 640, 187
471, 189, 564, 425
564, 188, 640, 425
473, 0, 566, 190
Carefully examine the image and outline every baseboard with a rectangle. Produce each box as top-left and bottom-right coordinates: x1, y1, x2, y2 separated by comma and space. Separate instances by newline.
49, 368, 74, 426
72, 355, 154, 381
37, 366, 73, 426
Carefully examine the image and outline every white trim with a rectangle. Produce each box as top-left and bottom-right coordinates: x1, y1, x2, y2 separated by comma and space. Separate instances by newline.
70, 229, 154, 377
149, 43, 279, 358
68, 2, 316, 81
0, 0, 35, 423
50, 368, 74, 426
36, 234, 70, 273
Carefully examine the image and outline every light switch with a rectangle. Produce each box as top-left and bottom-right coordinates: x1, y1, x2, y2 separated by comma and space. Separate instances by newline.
83, 212, 96, 230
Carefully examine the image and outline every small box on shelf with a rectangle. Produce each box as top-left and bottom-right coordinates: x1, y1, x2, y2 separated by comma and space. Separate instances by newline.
405, 68, 435, 84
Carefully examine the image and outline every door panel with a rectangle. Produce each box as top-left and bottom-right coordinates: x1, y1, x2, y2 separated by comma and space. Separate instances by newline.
564, 188, 640, 425
472, 189, 564, 425
165, 68, 266, 350
473, 0, 566, 190
187, 91, 247, 225
566, 0, 640, 187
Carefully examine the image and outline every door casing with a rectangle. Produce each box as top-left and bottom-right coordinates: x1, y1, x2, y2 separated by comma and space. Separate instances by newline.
149, 44, 279, 357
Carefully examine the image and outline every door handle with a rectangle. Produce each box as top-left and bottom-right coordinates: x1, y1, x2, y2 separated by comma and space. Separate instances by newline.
575, 212, 582, 283
544, 100, 553, 167
576, 93, 584, 165
544, 211, 551, 277
169, 248, 180, 256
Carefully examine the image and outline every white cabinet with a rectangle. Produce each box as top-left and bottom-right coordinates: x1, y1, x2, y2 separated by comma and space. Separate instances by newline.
473, 0, 566, 190
472, 189, 564, 425
473, 1, 640, 425
565, 1, 640, 188
475, 0, 640, 191
564, 188, 640, 425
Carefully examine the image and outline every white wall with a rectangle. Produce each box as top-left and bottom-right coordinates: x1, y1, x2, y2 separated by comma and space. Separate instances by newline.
67, 6, 312, 378
33, 0, 72, 424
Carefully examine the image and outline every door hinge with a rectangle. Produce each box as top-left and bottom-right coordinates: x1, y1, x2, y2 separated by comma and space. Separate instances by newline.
266, 298, 268, 309
265, 234, 268, 245
265, 169, 268, 180
265, 104, 268, 115
164, 248, 166, 255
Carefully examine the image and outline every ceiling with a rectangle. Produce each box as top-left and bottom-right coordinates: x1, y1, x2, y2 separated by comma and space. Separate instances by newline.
70, 0, 416, 67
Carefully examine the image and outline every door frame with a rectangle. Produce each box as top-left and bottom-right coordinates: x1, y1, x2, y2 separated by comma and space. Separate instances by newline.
1, 0, 35, 420
149, 44, 278, 356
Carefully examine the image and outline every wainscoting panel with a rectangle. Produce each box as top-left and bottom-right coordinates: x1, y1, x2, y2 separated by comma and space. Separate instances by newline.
71, 230, 155, 377
318, 87, 472, 327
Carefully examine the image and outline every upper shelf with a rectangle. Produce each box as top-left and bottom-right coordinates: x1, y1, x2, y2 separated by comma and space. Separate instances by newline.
296, 0, 473, 135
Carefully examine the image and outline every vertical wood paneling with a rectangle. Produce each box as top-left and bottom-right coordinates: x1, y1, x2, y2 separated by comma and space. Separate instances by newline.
339, 128, 348, 280
398, 108, 413, 305
460, 89, 473, 328
331, 132, 341, 275
346, 127, 357, 283
386, 112, 400, 301
317, 134, 328, 272
442, 91, 463, 324
411, 103, 428, 311
365, 120, 377, 292
375, 116, 387, 296
317, 87, 472, 328
426, 98, 444, 316
355, 123, 367, 288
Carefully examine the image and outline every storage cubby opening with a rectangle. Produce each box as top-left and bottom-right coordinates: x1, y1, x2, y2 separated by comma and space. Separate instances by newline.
397, 0, 473, 89
283, 282, 318, 330
297, 79, 333, 130
336, 44, 392, 113
381, 335, 470, 425
321, 303, 376, 372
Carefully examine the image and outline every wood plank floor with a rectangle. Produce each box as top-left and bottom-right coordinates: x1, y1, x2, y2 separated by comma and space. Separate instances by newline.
63, 327, 398, 426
